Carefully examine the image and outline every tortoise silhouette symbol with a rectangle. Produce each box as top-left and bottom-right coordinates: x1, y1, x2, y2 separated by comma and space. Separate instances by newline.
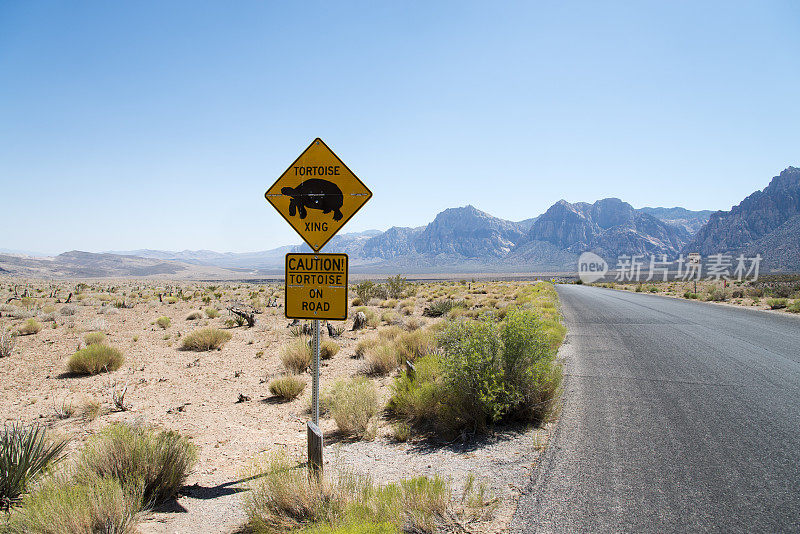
281, 179, 344, 221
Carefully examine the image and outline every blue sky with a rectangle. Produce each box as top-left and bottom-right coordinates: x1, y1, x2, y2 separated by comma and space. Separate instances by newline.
1, 1, 798, 254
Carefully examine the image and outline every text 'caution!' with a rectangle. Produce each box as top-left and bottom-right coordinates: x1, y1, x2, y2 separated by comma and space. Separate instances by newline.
285, 253, 348, 320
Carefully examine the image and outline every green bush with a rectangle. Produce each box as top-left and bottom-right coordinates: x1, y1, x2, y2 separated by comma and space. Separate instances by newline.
77, 422, 197, 508
269, 375, 306, 401
354, 281, 376, 303
321, 378, 379, 439
787, 301, 800, 313
205, 307, 220, 319
1, 424, 68, 510
67, 345, 124, 375
683, 291, 699, 299
389, 308, 562, 435
5, 473, 141, 533
83, 332, 106, 346
181, 328, 232, 351
156, 316, 171, 329
767, 298, 788, 310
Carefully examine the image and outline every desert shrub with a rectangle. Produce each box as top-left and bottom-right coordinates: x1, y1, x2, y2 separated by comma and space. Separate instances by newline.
394, 329, 436, 362
767, 285, 792, 298
787, 301, 800, 313
165, 296, 178, 304
379, 299, 397, 309
378, 325, 402, 341
280, 337, 312, 373
404, 317, 424, 331
269, 375, 306, 401
4, 473, 141, 534
17, 319, 41, 336
205, 307, 220, 318
364, 344, 400, 376
354, 281, 375, 303
181, 328, 232, 351
381, 310, 399, 324
400, 306, 413, 316
156, 316, 171, 329
423, 299, 466, 317
746, 286, 764, 298
389, 308, 562, 435
731, 289, 744, 299
354, 336, 379, 358
244, 454, 457, 534
186, 312, 202, 321
351, 297, 363, 307
0, 423, 68, 510
705, 287, 728, 302
767, 298, 788, 310
83, 331, 106, 346
59, 305, 77, 316
385, 275, 409, 299
76, 422, 197, 508
683, 291, 699, 299
68, 345, 124, 375
320, 340, 340, 360
321, 377, 379, 439
0, 329, 15, 358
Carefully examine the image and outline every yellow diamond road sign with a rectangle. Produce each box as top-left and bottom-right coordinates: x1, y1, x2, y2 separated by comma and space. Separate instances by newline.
285, 253, 348, 320
265, 138, 372, 252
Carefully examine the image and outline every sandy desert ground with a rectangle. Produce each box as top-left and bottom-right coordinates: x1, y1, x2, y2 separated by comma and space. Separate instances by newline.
0, 278, 556, 533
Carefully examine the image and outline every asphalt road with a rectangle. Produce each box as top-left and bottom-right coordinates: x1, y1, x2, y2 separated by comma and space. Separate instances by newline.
511, 285, 800, 533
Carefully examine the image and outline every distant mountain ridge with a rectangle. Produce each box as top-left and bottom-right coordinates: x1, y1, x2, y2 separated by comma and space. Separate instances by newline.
3, 167, 797, 277
684, 166, 800, 270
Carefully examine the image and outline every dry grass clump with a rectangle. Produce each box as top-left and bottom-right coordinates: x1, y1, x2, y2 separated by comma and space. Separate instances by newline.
320, 339, 340, 360
394, 329, 436, 362
156, 316, 171, 329
205, 307, 220, 318
83, 331, 106, 346
381, 310, 400, 324
243, 453, 475, 534
5, 472, 141, 534
280, 337, 312, 373
68, 345, 124, 375
77, 422, 197, 508
17, 319, 41, 336
380, 299, 397, 308
268, 375, 306, 401
364, 343, 400, 376
400, 306, 414, 316
377, 325, 402, 341
354, 336, 379, 359
59, 305, 77, 316
404, 317, 425, 331
181, 328, 232, 351
321, 377, 379, 439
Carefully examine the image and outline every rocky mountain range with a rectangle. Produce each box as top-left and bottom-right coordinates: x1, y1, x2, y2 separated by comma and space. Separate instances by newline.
2, 166, 797, 277
685, 166, 800, 270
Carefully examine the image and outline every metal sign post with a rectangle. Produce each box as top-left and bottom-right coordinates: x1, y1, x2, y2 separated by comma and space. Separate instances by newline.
265, 138, 371, 478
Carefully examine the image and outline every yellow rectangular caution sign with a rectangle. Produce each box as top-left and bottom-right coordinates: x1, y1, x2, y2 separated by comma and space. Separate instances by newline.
285, 253, 348, 320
